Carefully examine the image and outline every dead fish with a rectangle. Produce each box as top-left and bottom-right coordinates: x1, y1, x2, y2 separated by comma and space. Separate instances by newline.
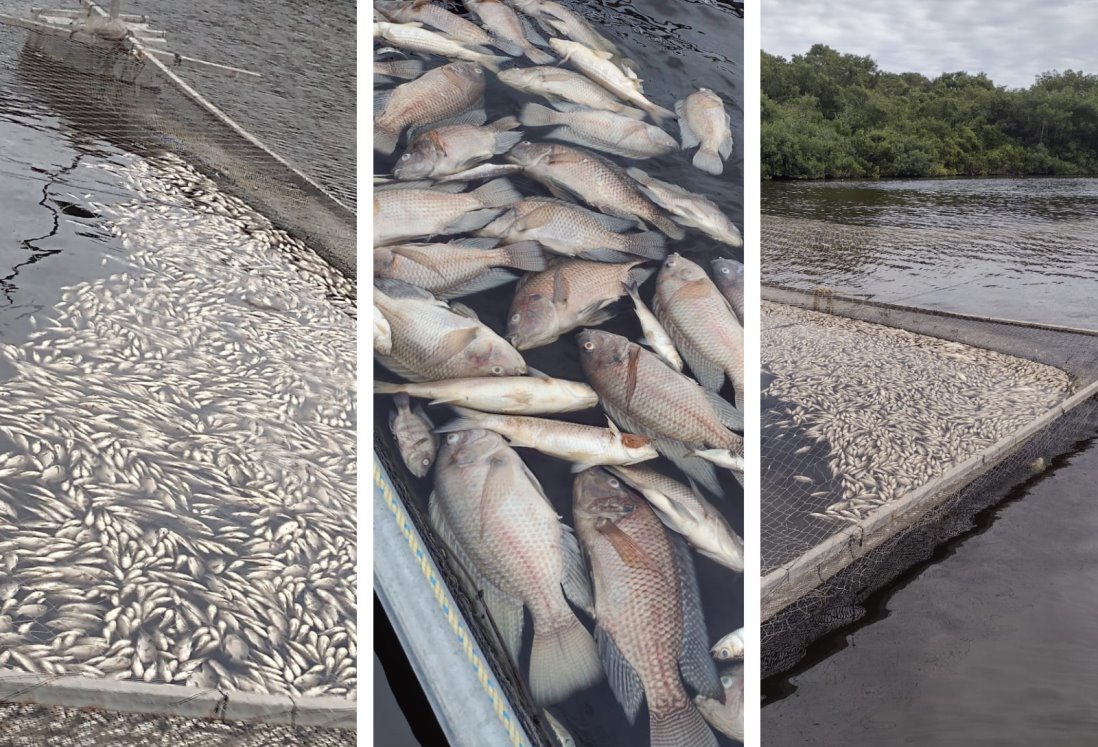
549, 38, 676, 123
519, 102, 678, 159
373, 178, 521, 245
464, 0, 555, 63
508, 0, 624, 62
480, 197, 666, 263
375, 0, 493, 47
607, 464, 744, 573
710, 258, 743, 323
374, 376, 598, 415
393, 118, 524, 180
507, 259, 651, 350
695, 663, 744, 742
374, 279, 527, 381
373, 58, 425, 82
654, 253, 744, 406
626, 168, 743, 248
373, 22, 508, 71
431, 429, 602, 704
390, 393, 439, 478
710, 628, 744, 661
375, 61, 488, 155
436, 406, 658, 469
509, 142, 684, 239
497, 66, 646, 119
374, 238, 546, 298
623, 278, 682, 371
675, 88, 734, 175
573, 468, 721, 747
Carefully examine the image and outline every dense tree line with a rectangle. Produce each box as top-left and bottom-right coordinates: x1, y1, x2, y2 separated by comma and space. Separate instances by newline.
762, 45, 1098, 179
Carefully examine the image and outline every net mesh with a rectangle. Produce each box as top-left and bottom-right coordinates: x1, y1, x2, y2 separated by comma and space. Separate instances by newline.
760, 281, 1098, 677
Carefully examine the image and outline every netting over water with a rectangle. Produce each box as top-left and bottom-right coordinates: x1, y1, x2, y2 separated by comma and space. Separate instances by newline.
761, 284, 1098, 677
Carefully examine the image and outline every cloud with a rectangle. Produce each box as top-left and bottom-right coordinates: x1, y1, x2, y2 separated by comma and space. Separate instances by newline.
762, 0, 1098, 89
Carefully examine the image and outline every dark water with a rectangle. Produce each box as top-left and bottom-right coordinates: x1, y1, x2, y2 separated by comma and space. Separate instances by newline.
762, 178, 1098, 328
374, 1, 743, 745
764, 425, 1098, 745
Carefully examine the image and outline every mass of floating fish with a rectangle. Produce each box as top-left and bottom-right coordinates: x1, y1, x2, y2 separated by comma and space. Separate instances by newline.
374, 2, 742, 745
0, 153, 356, 699
761, 301, 1072, 523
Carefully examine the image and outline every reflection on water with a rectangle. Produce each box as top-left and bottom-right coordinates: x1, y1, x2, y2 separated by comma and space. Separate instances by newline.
763, 178, 1098, 327
374, 0, 743, 745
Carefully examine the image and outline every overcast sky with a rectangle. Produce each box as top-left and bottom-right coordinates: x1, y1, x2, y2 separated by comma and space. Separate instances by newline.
762, 0, 1098, 89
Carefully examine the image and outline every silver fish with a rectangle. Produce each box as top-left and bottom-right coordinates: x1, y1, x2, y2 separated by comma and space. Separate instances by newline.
695, 664, 744, 743
464, 0, 555, 63
710, 628, 744, 661
393, 117, 524, 180
375, 0, 493, 47
623, 278, 683, 371
519, 102, 678, 159
549, 38, 675, 123
373, 22, 507, 71
497, 66, 646, 119
626, 168, 743, 248
390, 393, 439, 478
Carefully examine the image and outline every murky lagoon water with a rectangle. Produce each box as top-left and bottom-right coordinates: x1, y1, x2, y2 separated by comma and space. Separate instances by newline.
373, 1, 743, 745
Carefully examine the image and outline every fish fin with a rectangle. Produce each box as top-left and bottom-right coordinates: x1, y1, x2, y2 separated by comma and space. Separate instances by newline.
605, 417, 621, 436
674, 100, 702, 149
438, 268, 519, 299
448, 302, 480, 320
528, 612, 601, 704
470, 178, 523, 209
407, 107, 488, 142
489, 115, 521, 132
488, 34, 524, 56
524, 46, 556, 65
450, 237, 501, 250
375, 353, 428, 383
392, 391, 411, 416
412, 403, 434, 429
524, 366, 549, 379
649, 705, 718, 747
702, 389, 744, 433
559, 524, 594, 615
478, 54, 510, 73
643, 101, 678, 124
543, 181, 577, 201
493, 130, 525, 154
551, 265, 571, 303
616, 104, 648, 120
374, 277, 438, 302
595, 626, 645, 724
577, 300, 619, 328
626, 265, 656, 288
519, 15, 549, 47
648, 213, 686, 240
622, 230, 667, 260
692, 149, 724, 176
519, 102, 560, 127
376, 59, 424, 80
547, 101, 583, 113
671, 532, 723, 701
719, 113, 734, 159
583, 208, 644, 233
578, 247, 634, 263
373, 380, 405, 395
374, 125, 400, 156
428, 491, 526, 662
650, 435, 722, 497
433, 413, 485, 435
500, 240, 549, 271
440, 207, 505, 234
435, 326, 481, 360
437, 163, 524, 183
594, 517, 650, 568
374, 88, 394, 117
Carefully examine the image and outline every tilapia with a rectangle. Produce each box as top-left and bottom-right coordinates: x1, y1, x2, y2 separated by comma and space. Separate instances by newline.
519, 103, 678, 159
374, 61, 487, 155
480, 197, 666, 262
710, 628, 744, 661
374, 305, 393, 355
390, 393, 438, 478
696, 664, 744, 743
606, 465, 744, 573
437, 406, 658, 469
373, 22, 508, 71
576, 328, 742, 494
374, 376, 598, 414
675, 89, 734, 176
375, 0, 493, 47
464, 0, 554, 63
508, 0, 623, 61
374, 279, 527, 381
393, 118, 524, 180
374, 57, 425, 82
654, 254, 744, 405
508, 259, 651, 350
497, 67, 646, 119
626, 168, 743, 248
711, 258, 744, 323
374, 178, 521, 245
573, 468, 722, 747
549, 38, 676, 122
431, 429, 602, 704
623, 278, 682, 371
509, 143, 684, 239
374, 238, 546, 298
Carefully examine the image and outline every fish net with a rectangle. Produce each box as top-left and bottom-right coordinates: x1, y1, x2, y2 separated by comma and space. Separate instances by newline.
0, 0, 355, 736
760, 276, 1098, 677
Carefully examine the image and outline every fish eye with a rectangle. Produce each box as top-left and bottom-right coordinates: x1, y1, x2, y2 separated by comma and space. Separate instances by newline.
608, 478, 619, 488
511, 313, 521, 323
421, 457, 431, 466
446, 433, 459, 444
491, 365, 503, 374
400, 153, 410, 160
721, 267, 729, 274
583, 341, 594, 351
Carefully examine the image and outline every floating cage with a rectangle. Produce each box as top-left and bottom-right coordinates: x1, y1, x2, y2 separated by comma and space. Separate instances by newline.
0, 0, 355, 736
760, 282, 1098, 677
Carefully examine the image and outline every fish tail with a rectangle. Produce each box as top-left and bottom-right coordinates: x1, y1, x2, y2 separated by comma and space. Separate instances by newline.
650, 703, 719, 747
499, 240, 549, 271
373, 380, 407, 395
528, 614, 602, 705
470, 178, 523, 209
374, 125, 400, 156
616, 104, 648, 120
692, 147, 725, 176
519, 102, 560, 127
479, 54, 511, 73
643, 101, 678, 124
623, 229, 668, 260
648, 213, 686, 241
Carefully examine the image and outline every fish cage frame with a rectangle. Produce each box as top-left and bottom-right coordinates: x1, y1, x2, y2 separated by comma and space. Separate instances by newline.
760, 282, 1098, 676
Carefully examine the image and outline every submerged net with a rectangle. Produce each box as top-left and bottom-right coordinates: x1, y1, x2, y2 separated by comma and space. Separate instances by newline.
760, 283, 1098, 677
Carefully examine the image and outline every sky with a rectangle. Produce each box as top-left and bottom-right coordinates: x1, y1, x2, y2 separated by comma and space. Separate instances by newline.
762, 0, 1098, 89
